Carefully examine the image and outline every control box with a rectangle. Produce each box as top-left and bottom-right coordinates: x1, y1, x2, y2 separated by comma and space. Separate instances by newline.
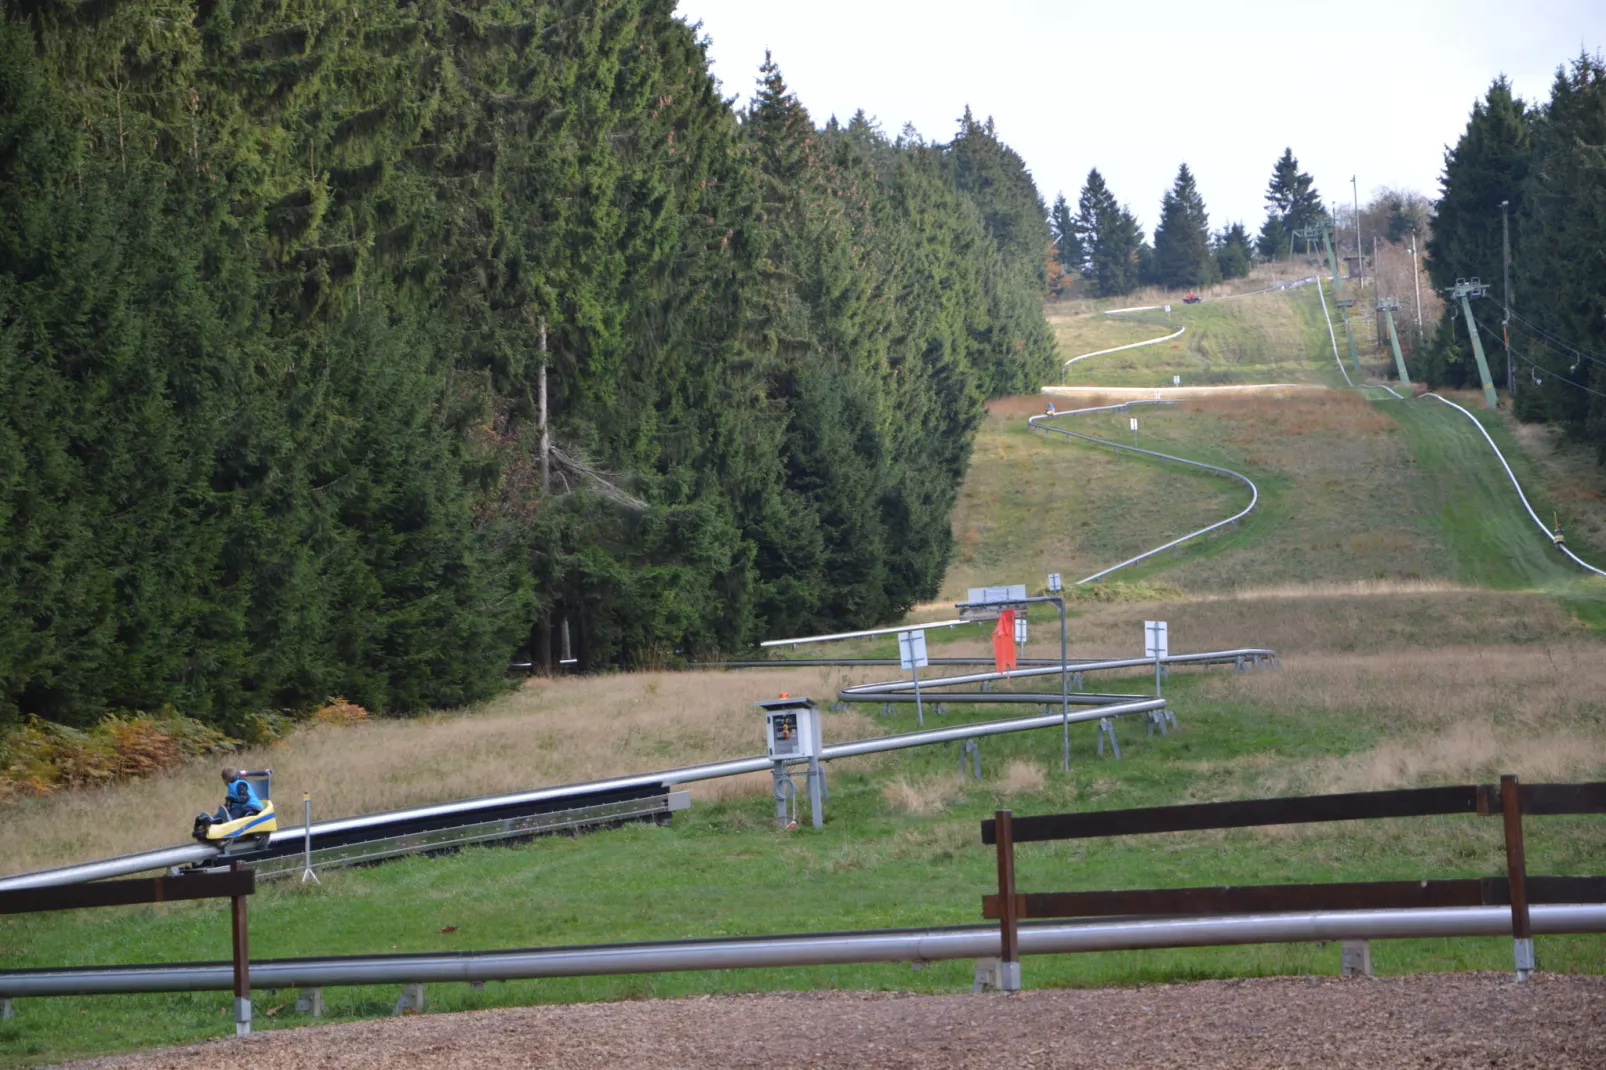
755, 696, 821, 760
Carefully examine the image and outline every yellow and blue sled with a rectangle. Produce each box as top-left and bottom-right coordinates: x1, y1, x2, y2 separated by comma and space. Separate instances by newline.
192, 769, 278, 850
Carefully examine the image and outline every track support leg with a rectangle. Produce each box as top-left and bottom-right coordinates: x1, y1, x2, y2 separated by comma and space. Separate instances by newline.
294, 988, 324, 1016
394, 983, 426, 1015
1340, 940, 1373, 978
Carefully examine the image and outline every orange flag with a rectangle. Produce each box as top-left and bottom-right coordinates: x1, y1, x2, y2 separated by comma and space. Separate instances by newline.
992, 609, 1017, 673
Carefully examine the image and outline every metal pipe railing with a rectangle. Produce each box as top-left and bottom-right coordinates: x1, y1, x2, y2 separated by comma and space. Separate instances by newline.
1028, 404, 1260, 585
3, 903, 1602, 997
840, 650, 1276, 696
0, 700, 1165, 892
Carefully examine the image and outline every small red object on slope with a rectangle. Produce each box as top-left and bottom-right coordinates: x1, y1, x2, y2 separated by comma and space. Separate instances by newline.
992, 609, 1017, 673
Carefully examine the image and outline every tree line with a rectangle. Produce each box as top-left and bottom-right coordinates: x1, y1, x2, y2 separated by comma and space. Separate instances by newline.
1048, 152, 1330, 298
1416, 53, 1606, 470
0, 1, 1055, 731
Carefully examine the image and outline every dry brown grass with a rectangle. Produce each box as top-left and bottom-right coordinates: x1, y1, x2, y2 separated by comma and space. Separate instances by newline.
1052, 583, 1579, 660
1195, 643, 1606, 797
880, 773, 963, 816
995, 758, 1046, 794
0, 668, 882, 875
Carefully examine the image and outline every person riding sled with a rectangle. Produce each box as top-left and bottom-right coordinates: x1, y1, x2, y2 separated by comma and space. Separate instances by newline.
216, 767, 264, 823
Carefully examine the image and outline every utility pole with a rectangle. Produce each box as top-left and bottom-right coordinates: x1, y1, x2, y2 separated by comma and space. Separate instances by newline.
1500, 200, 1513, 396
1409, 233, 1424, 335
1451, 278, 1499, 408
1378, 298, 1410, 388
538, 316, 551, 675
1351, 175, 1363, 284
538, 317, 550, 495
1320, 220, 1361, 376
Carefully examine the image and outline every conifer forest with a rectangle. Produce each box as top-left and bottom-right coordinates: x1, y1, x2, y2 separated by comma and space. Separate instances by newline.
2, 0, 1604, 740
0, 0, 1054, 729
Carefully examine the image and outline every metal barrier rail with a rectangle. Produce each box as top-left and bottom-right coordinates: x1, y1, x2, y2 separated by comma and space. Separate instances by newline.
701, 648, 1277, 673
3, 904, 1602, 999
0, 700, 1166, 893
1028, 403, 1260, 584
244, 794, 691, 881
840, 649, 1277, 697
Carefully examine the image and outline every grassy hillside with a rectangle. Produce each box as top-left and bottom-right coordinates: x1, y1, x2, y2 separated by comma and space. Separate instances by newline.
4, 265, 1605, 1066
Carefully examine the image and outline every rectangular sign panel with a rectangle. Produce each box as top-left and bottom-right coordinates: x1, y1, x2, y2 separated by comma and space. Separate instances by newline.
898, 629, 928, 670
1144, 620, 1169, 659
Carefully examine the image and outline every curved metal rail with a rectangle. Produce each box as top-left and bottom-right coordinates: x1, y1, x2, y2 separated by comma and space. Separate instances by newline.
703, 647, 1277, 673
1312, 271, 1353, 387
1422, 394, 1606, 578
3, 904, 1602, 998
0, 699, 1166, 892
1028, 402, 1260, 584
1062, 305, 1183, 373
840, 649, 1278, 697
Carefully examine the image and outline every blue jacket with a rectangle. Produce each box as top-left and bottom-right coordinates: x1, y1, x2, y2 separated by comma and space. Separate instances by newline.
223, 778, 264, 820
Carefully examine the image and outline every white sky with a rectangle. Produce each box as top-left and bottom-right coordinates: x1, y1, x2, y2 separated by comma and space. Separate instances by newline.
674, 0, 1605, 234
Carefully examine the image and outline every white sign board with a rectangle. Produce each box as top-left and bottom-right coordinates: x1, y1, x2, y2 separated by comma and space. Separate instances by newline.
1173, 375, 1181, 386
1144, 620, 1169, 659
1129, 417, 1139, 432
967, 584, 1027, 607
898, 629, 929, 670
1046, 572, 1062, 592
1014, 616, 1029, 645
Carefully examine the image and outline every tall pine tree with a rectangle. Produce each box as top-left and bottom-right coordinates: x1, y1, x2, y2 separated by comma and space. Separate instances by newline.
1075, 169, 1142, 297
1153, 164, 1214, 289
1263, 148, 1322, 258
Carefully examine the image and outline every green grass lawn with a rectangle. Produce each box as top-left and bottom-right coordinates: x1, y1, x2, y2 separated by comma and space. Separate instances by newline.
1050, 289, 1331, 388
4, 671, 1602, 1064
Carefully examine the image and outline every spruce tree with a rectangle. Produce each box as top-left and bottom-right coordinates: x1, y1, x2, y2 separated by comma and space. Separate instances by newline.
1214, 222, 1254, 280
1425, 76, 1531, 390
1050, 192, 1083, 275
1263, 149, 1322, 257
1075, 169, 1141, 297
1153, 164, 1214, 288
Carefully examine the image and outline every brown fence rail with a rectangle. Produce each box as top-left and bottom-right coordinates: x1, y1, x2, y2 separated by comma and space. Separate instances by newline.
0, 866, 256, 1035
982, 776, 1606, 990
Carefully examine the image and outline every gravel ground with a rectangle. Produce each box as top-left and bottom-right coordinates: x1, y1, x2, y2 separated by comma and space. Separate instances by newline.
66, 974, 1606, 1070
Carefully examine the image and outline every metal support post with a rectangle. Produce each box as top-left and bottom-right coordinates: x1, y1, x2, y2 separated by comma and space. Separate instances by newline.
1096, 717, 1121, 759
1379, 301, 1410, 389
300, 793, 319, 885
1452, 281, 1499, 408
770, 761, 793, 829
1501, 200, 1513, 396
294, 987, 324, 1016
992, 810, 1022, 991
910, 660, 924, 728
805, 756, 824, 829
1340, 940, 1373, 978
230, 861, 251, 1037
1056, 597, 1069, 775
958, 738, 982, 780
394, 983, 426, 1015
0, 998, 12, 1020
1500, 774, 1535, 981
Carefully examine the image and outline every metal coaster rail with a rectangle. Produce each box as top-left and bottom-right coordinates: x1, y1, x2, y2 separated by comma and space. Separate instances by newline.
1028, 402, 1260, 585
0, 699, 1167, 893
4, 905, 1602, 1000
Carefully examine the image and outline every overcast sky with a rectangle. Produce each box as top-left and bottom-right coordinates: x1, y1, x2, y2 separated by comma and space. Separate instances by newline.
675, 0, 1605, 234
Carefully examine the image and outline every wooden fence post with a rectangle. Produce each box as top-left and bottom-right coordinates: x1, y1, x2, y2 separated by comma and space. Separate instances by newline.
1499, 774, 1534, 981
230, 861, 251, 1035
994, 809, 1021, 991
